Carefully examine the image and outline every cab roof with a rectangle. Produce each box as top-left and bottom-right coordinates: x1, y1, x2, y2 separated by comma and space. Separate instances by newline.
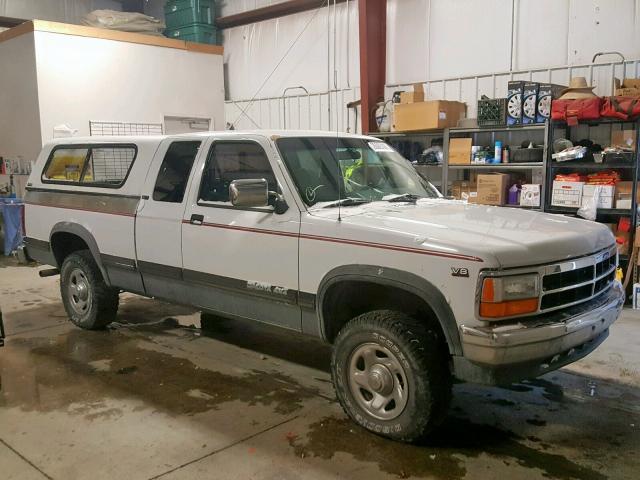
44, 130, 381, 147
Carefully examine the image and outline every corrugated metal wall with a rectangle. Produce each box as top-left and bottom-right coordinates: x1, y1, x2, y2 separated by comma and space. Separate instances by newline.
224, 0, 640, 132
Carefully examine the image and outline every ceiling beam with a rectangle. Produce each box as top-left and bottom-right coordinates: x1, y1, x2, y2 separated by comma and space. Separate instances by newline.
216, 0, 348, 29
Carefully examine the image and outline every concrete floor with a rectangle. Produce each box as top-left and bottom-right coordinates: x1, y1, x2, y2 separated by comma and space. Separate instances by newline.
1, 257, 639, 480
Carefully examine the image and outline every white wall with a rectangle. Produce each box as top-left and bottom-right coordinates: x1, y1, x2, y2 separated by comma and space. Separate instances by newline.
33, 30, 225, 143
0, 0, 122, 24
387, 0, 640, 85
223, 1, 359, 100
0, 33, 42, 162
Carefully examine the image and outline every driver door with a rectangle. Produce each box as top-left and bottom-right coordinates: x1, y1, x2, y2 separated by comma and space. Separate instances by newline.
181, 136, 302, 330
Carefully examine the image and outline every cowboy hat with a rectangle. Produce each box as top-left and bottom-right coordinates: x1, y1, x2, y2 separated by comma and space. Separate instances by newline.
559, 77, 597, 99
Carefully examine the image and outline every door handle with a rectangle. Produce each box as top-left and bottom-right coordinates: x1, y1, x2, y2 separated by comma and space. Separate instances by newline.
190, 214, 204, 225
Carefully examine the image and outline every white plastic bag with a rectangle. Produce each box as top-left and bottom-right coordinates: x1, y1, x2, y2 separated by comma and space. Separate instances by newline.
82, 10, 166, 36
577, 185, 601, 221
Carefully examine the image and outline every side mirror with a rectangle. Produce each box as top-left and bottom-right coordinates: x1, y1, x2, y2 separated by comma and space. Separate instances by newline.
229, 179, 269, 208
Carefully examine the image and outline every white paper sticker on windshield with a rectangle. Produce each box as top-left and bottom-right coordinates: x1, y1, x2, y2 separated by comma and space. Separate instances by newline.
368, 141, 394, 152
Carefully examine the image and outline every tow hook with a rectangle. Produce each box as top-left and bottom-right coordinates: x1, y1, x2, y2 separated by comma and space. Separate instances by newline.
0, 309, 5, 347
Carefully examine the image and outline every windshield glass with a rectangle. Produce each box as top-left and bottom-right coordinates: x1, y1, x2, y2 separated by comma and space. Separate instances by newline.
276, 137, 440, 206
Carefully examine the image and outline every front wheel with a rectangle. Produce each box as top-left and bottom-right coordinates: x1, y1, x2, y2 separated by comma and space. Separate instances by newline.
331, 310, 451, 443
60, 250, 119, 330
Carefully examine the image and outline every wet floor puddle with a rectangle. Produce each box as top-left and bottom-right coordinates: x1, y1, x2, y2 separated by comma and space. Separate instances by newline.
289, 416, 608, 480
0, 327, 319, 419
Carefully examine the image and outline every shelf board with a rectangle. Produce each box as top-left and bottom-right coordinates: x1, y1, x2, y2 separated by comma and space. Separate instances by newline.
549, 162, 636, 169
449, 124, 546, 134
546, 206, 633, 216
368, 130, 444, 137
448, 162, 544, 170
503, 204, 541, 210
552, 118, 639, 127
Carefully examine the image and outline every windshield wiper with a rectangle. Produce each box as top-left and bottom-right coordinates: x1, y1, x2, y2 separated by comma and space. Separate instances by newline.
322, 198, 371, 208
386, 194, 421, 203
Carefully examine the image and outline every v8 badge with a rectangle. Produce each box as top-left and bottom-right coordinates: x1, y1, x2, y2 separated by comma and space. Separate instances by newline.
451, 267, 469, 278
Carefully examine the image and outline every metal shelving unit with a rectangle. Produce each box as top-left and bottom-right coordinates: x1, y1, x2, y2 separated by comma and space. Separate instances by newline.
448, 162, 545, 170
443, 122, 549, 208
545, 118, 640, 285
370, 123, 549, 206
369, 129, 448, 191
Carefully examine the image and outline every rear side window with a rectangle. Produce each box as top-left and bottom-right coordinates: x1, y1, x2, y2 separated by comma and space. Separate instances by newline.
199, 142, 276, 203
42, 145, 137, 187
153, 141, 201, 203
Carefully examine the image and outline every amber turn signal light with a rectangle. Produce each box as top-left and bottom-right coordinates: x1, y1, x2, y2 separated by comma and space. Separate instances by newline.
479, 298, 538, 318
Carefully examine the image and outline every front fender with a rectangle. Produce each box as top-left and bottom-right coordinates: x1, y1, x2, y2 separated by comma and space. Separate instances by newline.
317, 265, 462, 355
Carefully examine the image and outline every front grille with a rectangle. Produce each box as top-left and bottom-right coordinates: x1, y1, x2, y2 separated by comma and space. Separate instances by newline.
540, 247, 617, 313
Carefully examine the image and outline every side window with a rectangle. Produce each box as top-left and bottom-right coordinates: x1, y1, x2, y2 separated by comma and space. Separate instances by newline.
198, 142, 277, 203
42, 145, 136, 187
43, 148, 89, 182
152, 141, 201, 203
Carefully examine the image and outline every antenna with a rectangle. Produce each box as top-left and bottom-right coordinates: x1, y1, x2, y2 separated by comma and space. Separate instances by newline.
333, 0, 342, 222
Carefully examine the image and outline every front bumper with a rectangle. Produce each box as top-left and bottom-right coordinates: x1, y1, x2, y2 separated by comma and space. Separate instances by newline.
454, 281, 624, 385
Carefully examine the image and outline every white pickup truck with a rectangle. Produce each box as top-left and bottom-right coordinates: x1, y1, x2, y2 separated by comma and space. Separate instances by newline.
22, 131, 623, 442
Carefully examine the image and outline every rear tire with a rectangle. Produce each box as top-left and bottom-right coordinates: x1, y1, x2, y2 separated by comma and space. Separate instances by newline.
331, 310, 452, 443
60, 250, 119, 330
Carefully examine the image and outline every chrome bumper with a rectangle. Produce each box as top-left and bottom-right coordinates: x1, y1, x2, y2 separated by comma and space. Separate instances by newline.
459, 281, 624, 368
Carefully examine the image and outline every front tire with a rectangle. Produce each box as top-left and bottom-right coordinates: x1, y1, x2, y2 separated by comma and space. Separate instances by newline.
331, 310, 451, 443
60, 250, 119, 330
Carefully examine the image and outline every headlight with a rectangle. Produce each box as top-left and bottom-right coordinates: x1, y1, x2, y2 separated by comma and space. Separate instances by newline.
480, 274, 540, 318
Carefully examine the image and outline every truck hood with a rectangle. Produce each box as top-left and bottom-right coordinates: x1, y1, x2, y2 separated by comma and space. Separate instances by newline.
310, 199, 614, 268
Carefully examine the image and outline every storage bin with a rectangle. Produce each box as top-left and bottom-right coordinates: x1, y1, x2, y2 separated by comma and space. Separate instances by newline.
165, 23, 217, 44
165, 0, 214, 29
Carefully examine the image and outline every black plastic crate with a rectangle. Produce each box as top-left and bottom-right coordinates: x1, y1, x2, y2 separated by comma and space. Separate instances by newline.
477, 98, 507, 126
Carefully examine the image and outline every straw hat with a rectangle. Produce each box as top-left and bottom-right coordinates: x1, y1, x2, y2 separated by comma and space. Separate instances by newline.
559, 77, 597, 99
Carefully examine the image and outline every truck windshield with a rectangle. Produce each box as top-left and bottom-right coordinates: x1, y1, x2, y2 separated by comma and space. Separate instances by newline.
276, 137, 440, 207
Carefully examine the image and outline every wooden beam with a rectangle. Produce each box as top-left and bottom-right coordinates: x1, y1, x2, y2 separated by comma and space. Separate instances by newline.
358, 0, 386, 133
217, 0, 347, 29
0, 16, 26, 28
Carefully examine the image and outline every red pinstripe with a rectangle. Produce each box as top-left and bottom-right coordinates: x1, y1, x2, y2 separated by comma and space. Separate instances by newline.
183, 219, 483, 263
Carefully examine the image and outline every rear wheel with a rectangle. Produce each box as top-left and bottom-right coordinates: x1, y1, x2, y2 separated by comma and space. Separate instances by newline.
60, 250, 119, 330
331, 310, 451, 443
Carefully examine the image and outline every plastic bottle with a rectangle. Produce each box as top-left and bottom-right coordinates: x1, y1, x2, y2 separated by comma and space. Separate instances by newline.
495, 141, 502, 164
502, 145, 510, 163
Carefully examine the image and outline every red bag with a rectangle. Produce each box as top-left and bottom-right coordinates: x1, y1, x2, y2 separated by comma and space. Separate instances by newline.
601, 96, 640, 120
551, 98, 601, 124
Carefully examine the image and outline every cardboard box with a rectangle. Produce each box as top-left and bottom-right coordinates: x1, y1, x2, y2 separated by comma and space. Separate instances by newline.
393, 100, 466, 132
622, 78, 640, 89
551, 181, 583, 207
400, 83, 425, 104
452, 180, 476, 200
611, 130, 637, 150
522, 82, 539, 125
615, 87, 640, 97
476, 173, 510, 205
462, 191, 478, 203
448, 138, 472, 165
632, 284, 640, 310
614, 78, 640, 97
614, 181, 640, 209
507, 81, 524, 126
520, 184, 541, 207
581, 184, 614, 209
